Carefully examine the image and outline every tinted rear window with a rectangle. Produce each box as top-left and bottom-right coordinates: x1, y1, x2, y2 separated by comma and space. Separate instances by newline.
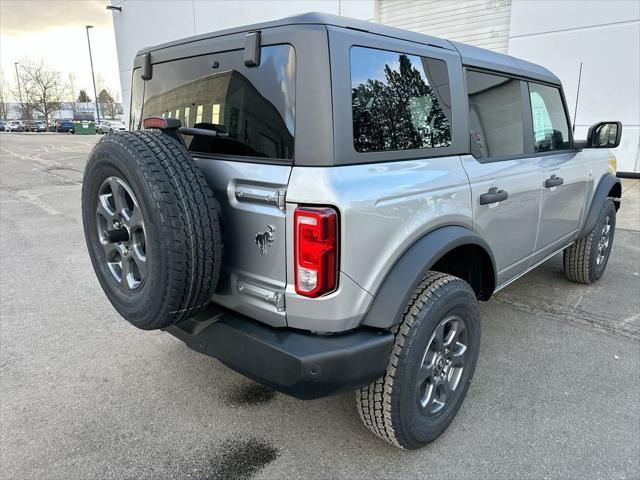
131, 45, 295, 161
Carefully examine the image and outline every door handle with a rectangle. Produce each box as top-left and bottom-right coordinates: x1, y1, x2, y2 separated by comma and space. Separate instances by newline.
479, 187, 508, 205
544, 175, 564, 188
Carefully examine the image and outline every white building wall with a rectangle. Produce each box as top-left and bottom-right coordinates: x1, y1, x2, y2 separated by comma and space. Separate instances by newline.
110, 0, 375, 123
507, 0, 640, 173
377, 0, 513, 52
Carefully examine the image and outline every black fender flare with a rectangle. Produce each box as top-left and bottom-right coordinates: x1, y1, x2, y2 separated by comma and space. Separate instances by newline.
578, 173, 621, 238
361, 225, 496, 329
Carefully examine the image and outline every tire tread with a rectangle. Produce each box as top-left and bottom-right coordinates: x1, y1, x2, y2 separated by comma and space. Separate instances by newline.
84, 131, 222, 329
564, 198, 616, 285
355, 271, 463, 448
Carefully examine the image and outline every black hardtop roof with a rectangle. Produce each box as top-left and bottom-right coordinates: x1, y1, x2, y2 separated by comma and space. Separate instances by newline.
138, 12, 560, 85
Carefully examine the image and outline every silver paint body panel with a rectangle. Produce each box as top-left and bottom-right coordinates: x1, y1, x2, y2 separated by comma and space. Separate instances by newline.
196, 157, 291, 328
285, 156, 473, 332
532, 152, 588, 263
460, 154, 542, 285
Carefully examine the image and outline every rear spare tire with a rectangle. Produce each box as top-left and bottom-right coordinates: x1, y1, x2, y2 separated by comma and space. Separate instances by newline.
82, 131, 222, 330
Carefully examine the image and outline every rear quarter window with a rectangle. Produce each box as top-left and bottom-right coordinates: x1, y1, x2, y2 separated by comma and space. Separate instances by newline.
350, 46, 452, 153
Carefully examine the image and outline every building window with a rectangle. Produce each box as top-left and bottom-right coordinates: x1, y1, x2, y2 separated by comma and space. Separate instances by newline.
350, 46, 452, 153
184, 106, 190, 128
467, 70, 524, 158
528, 83, 571, 152
196, 105, 203, 125
212, 104, 220, 125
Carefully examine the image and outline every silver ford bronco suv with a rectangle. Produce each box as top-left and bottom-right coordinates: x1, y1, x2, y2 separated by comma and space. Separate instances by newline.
82, 13, 622, 449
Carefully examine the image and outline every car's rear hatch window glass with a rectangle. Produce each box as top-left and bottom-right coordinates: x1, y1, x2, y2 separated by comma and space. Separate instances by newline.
131, 45, 295, 161
350, 46, 452, 153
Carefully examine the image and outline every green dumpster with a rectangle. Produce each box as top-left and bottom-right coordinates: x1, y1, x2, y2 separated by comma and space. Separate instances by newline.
73, 112, 96, 135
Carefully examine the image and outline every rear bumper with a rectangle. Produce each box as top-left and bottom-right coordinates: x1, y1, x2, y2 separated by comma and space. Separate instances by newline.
164, 305, 394, 399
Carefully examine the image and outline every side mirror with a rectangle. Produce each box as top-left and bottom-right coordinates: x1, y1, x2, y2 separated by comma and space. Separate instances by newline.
587, 121, 622, 148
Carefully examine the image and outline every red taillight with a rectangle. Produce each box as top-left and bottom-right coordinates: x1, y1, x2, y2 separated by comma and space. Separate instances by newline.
142, 116, 167, 129
294, 206, 338, 297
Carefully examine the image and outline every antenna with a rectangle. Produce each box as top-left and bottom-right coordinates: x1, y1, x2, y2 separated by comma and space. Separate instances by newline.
572, 62, 583, 134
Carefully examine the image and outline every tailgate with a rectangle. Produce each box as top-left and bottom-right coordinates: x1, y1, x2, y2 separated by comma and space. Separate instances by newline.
197, 158, 291, 327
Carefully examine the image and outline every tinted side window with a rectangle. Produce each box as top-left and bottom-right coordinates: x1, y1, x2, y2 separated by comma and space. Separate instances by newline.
466, 71, 524, 158
351, 47, 452, 153
528, 83, 571, 152
140, 45, 295, 161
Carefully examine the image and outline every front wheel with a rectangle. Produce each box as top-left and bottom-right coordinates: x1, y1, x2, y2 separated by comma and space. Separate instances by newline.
564, 198, 616, 284
356, 272, 481, 449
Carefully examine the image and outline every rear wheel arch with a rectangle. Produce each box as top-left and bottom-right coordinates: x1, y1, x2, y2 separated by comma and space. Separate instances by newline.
431, 243, 495, 301
361, 225, 496, 330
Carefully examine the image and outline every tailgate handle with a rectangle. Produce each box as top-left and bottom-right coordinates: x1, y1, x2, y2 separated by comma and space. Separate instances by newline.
235, 187, 286, 211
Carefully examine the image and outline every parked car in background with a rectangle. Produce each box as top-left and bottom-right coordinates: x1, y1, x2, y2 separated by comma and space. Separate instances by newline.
96, 120, 127, 134
31, 121, 47, 132
0, 121, 6, 132
54, 119, 74, 133
8, 121, 24, 132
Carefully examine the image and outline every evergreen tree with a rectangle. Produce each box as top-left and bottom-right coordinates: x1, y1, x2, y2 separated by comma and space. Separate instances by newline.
77, 90, 91, 103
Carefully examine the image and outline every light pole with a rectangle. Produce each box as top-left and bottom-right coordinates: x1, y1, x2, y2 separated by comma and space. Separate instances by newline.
85, 25, 100, 124
14, 62, 26, 127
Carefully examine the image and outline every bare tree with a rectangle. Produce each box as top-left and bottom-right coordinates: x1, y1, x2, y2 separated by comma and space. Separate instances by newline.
0, 70, 10, 120
95, 73, 107, 121
19, 60, 64, 131
66, 73, 78, 113
115, 91, 123, 118
10, 84, 33, 125
96, 73, 106, 95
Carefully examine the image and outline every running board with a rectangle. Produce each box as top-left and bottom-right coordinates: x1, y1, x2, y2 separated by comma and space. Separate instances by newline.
494, 242, 574, 293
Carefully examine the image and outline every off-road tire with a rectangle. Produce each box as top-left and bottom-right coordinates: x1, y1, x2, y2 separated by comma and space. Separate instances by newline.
82, 131, 222, 330
564, 198, 616, 284
356, 272, 481, 449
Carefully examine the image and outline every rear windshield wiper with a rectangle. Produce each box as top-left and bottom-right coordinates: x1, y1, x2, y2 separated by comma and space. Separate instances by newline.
178, 127, 229, 137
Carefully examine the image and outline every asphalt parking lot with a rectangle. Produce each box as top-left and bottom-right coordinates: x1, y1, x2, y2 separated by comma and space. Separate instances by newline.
1, 133, 639, 480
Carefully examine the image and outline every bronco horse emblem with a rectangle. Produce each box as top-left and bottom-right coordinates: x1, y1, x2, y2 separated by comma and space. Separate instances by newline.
255, 225, 275, 255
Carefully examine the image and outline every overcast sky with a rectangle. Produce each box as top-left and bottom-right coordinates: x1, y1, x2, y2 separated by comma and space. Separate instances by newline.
0, 0, 120, 101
